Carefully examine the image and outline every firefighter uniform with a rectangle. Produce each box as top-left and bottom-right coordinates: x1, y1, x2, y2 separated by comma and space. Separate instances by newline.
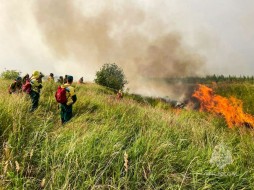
60, 81, 77, 124
30, 71, 42, 112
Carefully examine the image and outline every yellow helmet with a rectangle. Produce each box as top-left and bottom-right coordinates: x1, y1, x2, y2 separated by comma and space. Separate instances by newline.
32, 71, 40, 79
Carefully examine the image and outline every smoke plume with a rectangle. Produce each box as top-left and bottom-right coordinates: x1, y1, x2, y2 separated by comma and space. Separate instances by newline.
34, 0, 205, 98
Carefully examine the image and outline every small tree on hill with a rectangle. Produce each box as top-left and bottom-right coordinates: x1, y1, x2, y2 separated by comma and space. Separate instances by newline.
95, 63, 127, 90
0, 70, 20, 80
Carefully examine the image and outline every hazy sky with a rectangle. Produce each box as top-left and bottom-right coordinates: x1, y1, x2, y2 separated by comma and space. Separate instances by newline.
1, 0, 254, 81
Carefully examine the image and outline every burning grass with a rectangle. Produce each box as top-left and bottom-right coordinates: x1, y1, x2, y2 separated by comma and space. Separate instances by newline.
192, 84, 254, 128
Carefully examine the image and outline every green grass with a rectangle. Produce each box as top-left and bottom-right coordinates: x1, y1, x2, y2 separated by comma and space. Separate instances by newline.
1, 79, 254, 189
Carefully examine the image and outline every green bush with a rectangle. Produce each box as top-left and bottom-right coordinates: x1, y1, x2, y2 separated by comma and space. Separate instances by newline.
0, 70, 20, 80
94, 63, 127, 90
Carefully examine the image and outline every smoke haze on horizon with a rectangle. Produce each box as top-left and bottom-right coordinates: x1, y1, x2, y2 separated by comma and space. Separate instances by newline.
1, 0, 254, 97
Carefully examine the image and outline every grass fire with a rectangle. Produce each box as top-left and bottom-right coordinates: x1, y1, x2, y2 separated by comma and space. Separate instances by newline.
192, 84, 254, 128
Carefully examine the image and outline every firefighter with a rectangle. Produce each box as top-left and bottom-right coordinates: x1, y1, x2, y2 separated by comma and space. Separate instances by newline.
63, 75, 68, 84
78, 77, 84, 84
8, 77, 22, 94
117, 89, 123, 99
48, 73, 55, 82
22, 74, 29, 85
60, 75, 77, 124
29, 71, 43, 112
57, 76, 64, 84
37, 72, 44, 83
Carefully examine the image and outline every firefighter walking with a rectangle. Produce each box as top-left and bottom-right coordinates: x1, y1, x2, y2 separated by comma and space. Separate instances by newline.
57, 75, 77, 124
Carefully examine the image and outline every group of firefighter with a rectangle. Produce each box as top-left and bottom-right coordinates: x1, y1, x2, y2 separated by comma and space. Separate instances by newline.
8, 71, 79, 125
8, 71, 123, 125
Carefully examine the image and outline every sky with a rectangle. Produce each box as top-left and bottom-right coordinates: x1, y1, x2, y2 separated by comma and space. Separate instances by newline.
0, 0, 254, 96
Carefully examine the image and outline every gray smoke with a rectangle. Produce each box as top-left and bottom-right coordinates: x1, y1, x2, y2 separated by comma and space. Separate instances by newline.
33, 0, 205, 98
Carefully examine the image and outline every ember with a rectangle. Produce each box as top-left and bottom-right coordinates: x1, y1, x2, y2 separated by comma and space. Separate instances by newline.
192, 84, 254, 128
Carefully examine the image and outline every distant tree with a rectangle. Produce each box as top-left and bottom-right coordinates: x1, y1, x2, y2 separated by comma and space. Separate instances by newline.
0, 70, 20, 80
95, 63, 127, 90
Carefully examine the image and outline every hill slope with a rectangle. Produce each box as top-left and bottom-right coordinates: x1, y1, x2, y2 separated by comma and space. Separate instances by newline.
1, 79, 254, 189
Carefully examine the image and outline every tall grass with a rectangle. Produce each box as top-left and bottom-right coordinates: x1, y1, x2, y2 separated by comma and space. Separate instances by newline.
1, 79, 254, 189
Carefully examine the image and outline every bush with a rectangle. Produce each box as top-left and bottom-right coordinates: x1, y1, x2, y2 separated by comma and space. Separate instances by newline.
94, 63, 127, 90
0, 70, 20, 80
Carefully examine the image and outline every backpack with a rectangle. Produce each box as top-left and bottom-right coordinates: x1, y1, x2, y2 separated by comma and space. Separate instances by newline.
22, 80, 31, 94
55, 86, 67, 104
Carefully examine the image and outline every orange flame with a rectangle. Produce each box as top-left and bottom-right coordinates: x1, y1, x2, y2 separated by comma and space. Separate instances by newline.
192, 84, 254, 128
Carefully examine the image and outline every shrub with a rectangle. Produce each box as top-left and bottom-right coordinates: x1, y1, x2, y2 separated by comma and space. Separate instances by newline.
94, 63, 127, 90
0, 70, 20, 80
